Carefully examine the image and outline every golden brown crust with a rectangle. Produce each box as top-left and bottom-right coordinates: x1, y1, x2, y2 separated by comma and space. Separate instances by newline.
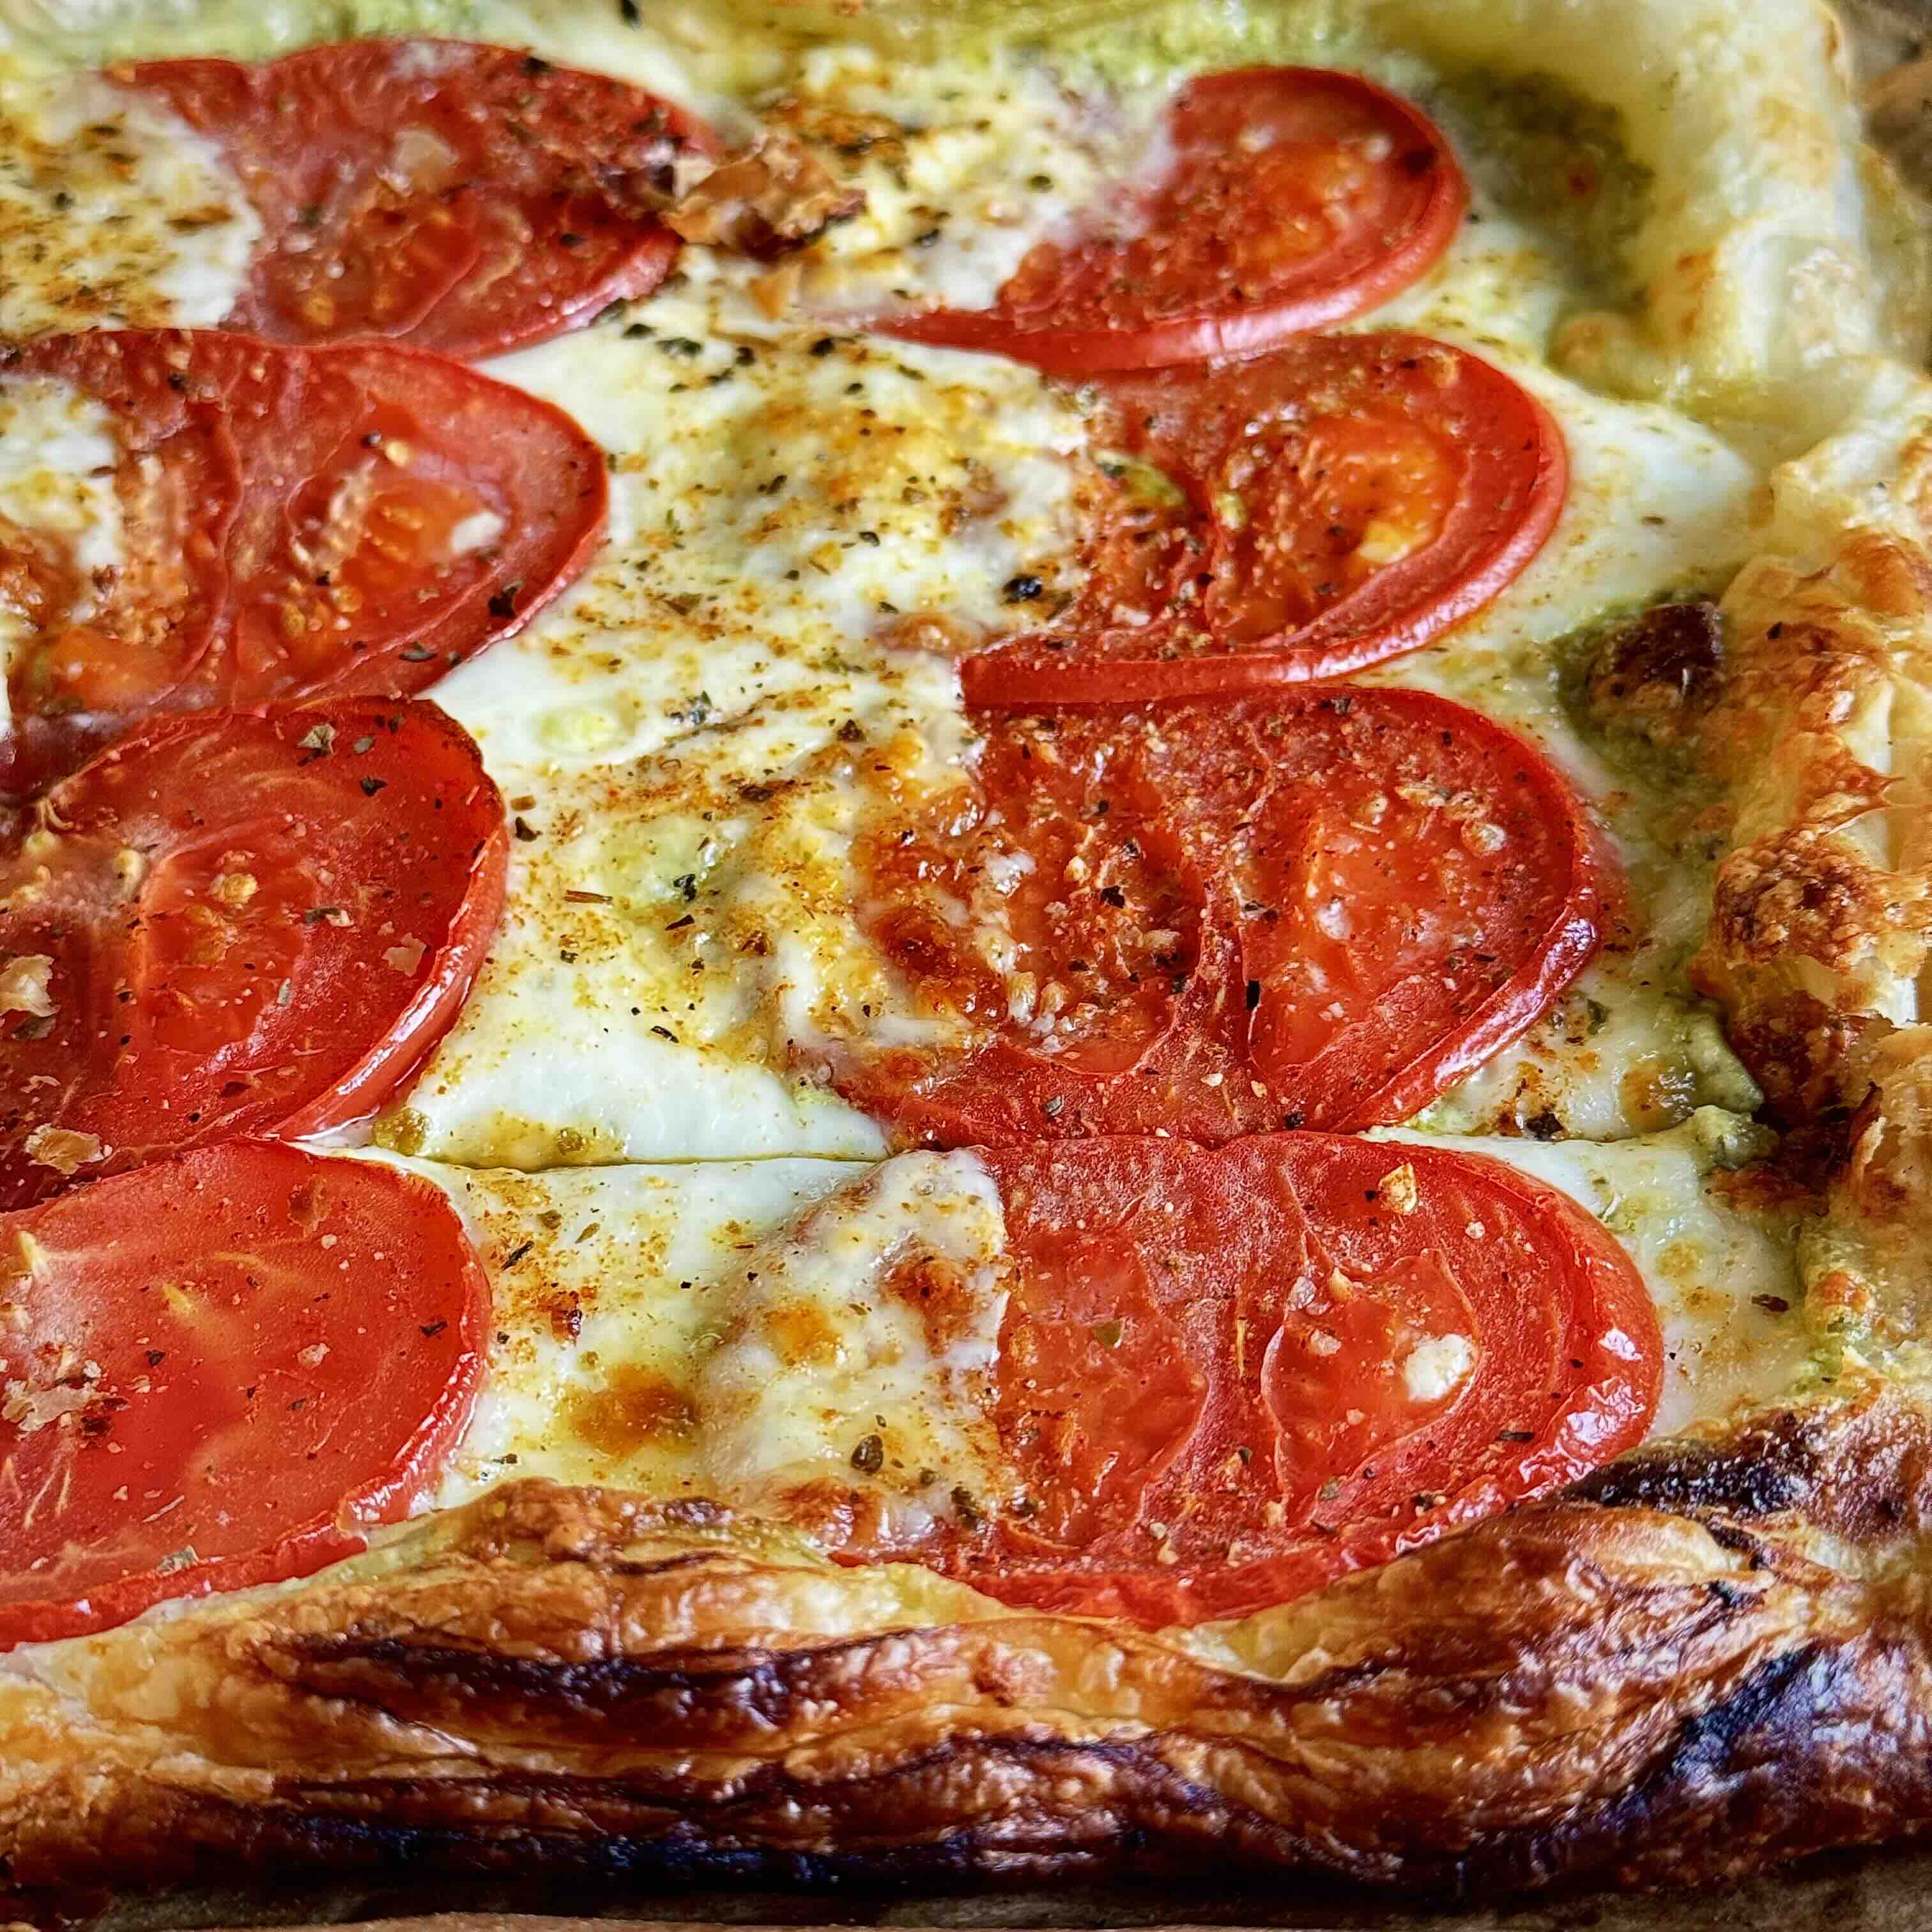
6, 1384, 1932, 1906
1690, 520, 1932, 1119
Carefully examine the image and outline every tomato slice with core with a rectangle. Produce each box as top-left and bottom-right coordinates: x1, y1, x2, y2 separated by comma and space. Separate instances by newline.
880, 67, 1464, 374
0, 329, 606, 794
0, 1141, 487, 1647
841, 687, 1610, 1148
860, 1133, 1659, 1627
0, 699, 507, 1209
118, 38, 712, 359
962, 334, 1566, 706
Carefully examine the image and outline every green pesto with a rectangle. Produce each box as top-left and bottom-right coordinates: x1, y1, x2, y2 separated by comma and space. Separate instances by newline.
1007, 0, 1350, 88
1554, 589, 1735, 809
1420, 66, 1653, 302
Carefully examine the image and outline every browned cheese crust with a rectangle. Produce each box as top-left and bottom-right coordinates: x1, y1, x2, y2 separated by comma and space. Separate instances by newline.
1691, 521, 1932, 1121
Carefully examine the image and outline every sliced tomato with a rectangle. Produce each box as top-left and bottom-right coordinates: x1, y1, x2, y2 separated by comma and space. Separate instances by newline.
962, 335, 1566, 706
0, 699, 506, 1210
0, 328, 604, 793
879, 67, 1463, 374
839, 687, 1609, 1147
118, 39, 712, 359
854, 1133, 1658, 1627
0, 1141, 487, 1647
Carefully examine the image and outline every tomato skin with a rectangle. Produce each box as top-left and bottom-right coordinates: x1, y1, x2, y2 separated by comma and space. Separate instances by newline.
0, 1142, 487, 1648
0, 699, 507, 1210
119, 40, 713, 360
0, 330, 606, 794
880, 68, 1465, 375
841, 687, 1612, 1148
962, 335, 1568, 707
897, 1133, 1660, 1627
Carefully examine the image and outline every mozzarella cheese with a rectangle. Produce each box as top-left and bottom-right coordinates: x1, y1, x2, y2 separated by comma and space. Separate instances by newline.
380, 1112, 1804, 1545
689, 1148, 1006, 1540
376, 89, 1779, 1165
0, 57, 258, 337
393, 1148, 1013, 1534
437, 316, 1091, 775
761, 42, 1169, 321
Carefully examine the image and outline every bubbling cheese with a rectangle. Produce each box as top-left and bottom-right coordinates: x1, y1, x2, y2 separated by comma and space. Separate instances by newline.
397, 1152, 857, 1506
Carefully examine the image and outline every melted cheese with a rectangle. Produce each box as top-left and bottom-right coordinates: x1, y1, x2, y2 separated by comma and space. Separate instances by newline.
388, 1147, 1009, 1533
385, 646, 975, 1167
1380, 1112, 1811, 1434
397, 1153, 854, 1504
374, 1117, 1805, 1547
690, 1149, 1006, 1540
0, 3, 1797, 1167
768, 42, 1167, 320
0, 0, 1862, 1602
0, 374, 124, 737
0, 58, 258, 335
380, 116, 1782, 1166
438, 315, 1090, 774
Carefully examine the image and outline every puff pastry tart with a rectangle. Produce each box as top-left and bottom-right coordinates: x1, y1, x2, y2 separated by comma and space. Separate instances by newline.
0, 0, 1929, 1914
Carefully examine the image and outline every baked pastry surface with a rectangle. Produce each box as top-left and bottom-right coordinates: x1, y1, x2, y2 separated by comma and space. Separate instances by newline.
2, 0, 1931, 1911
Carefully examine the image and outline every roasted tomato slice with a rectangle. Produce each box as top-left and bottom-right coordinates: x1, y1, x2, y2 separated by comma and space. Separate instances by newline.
0, 328, 605, 792
0, 699, 506, 1209
962, 334, 1565, 705
0, 1142, 487, 1647
839, 687, 1609, 1147
880, 67, 1464, 374
118, 38, 712, 359
859, 1133, 1659, 1627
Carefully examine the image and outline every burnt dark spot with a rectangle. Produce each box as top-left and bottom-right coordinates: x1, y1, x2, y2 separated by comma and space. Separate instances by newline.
1572, 1420, 1816, 1520
1582, 599, 1724, 750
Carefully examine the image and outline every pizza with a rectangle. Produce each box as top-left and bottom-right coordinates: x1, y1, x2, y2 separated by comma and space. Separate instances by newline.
0, 0, 1928, 1913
